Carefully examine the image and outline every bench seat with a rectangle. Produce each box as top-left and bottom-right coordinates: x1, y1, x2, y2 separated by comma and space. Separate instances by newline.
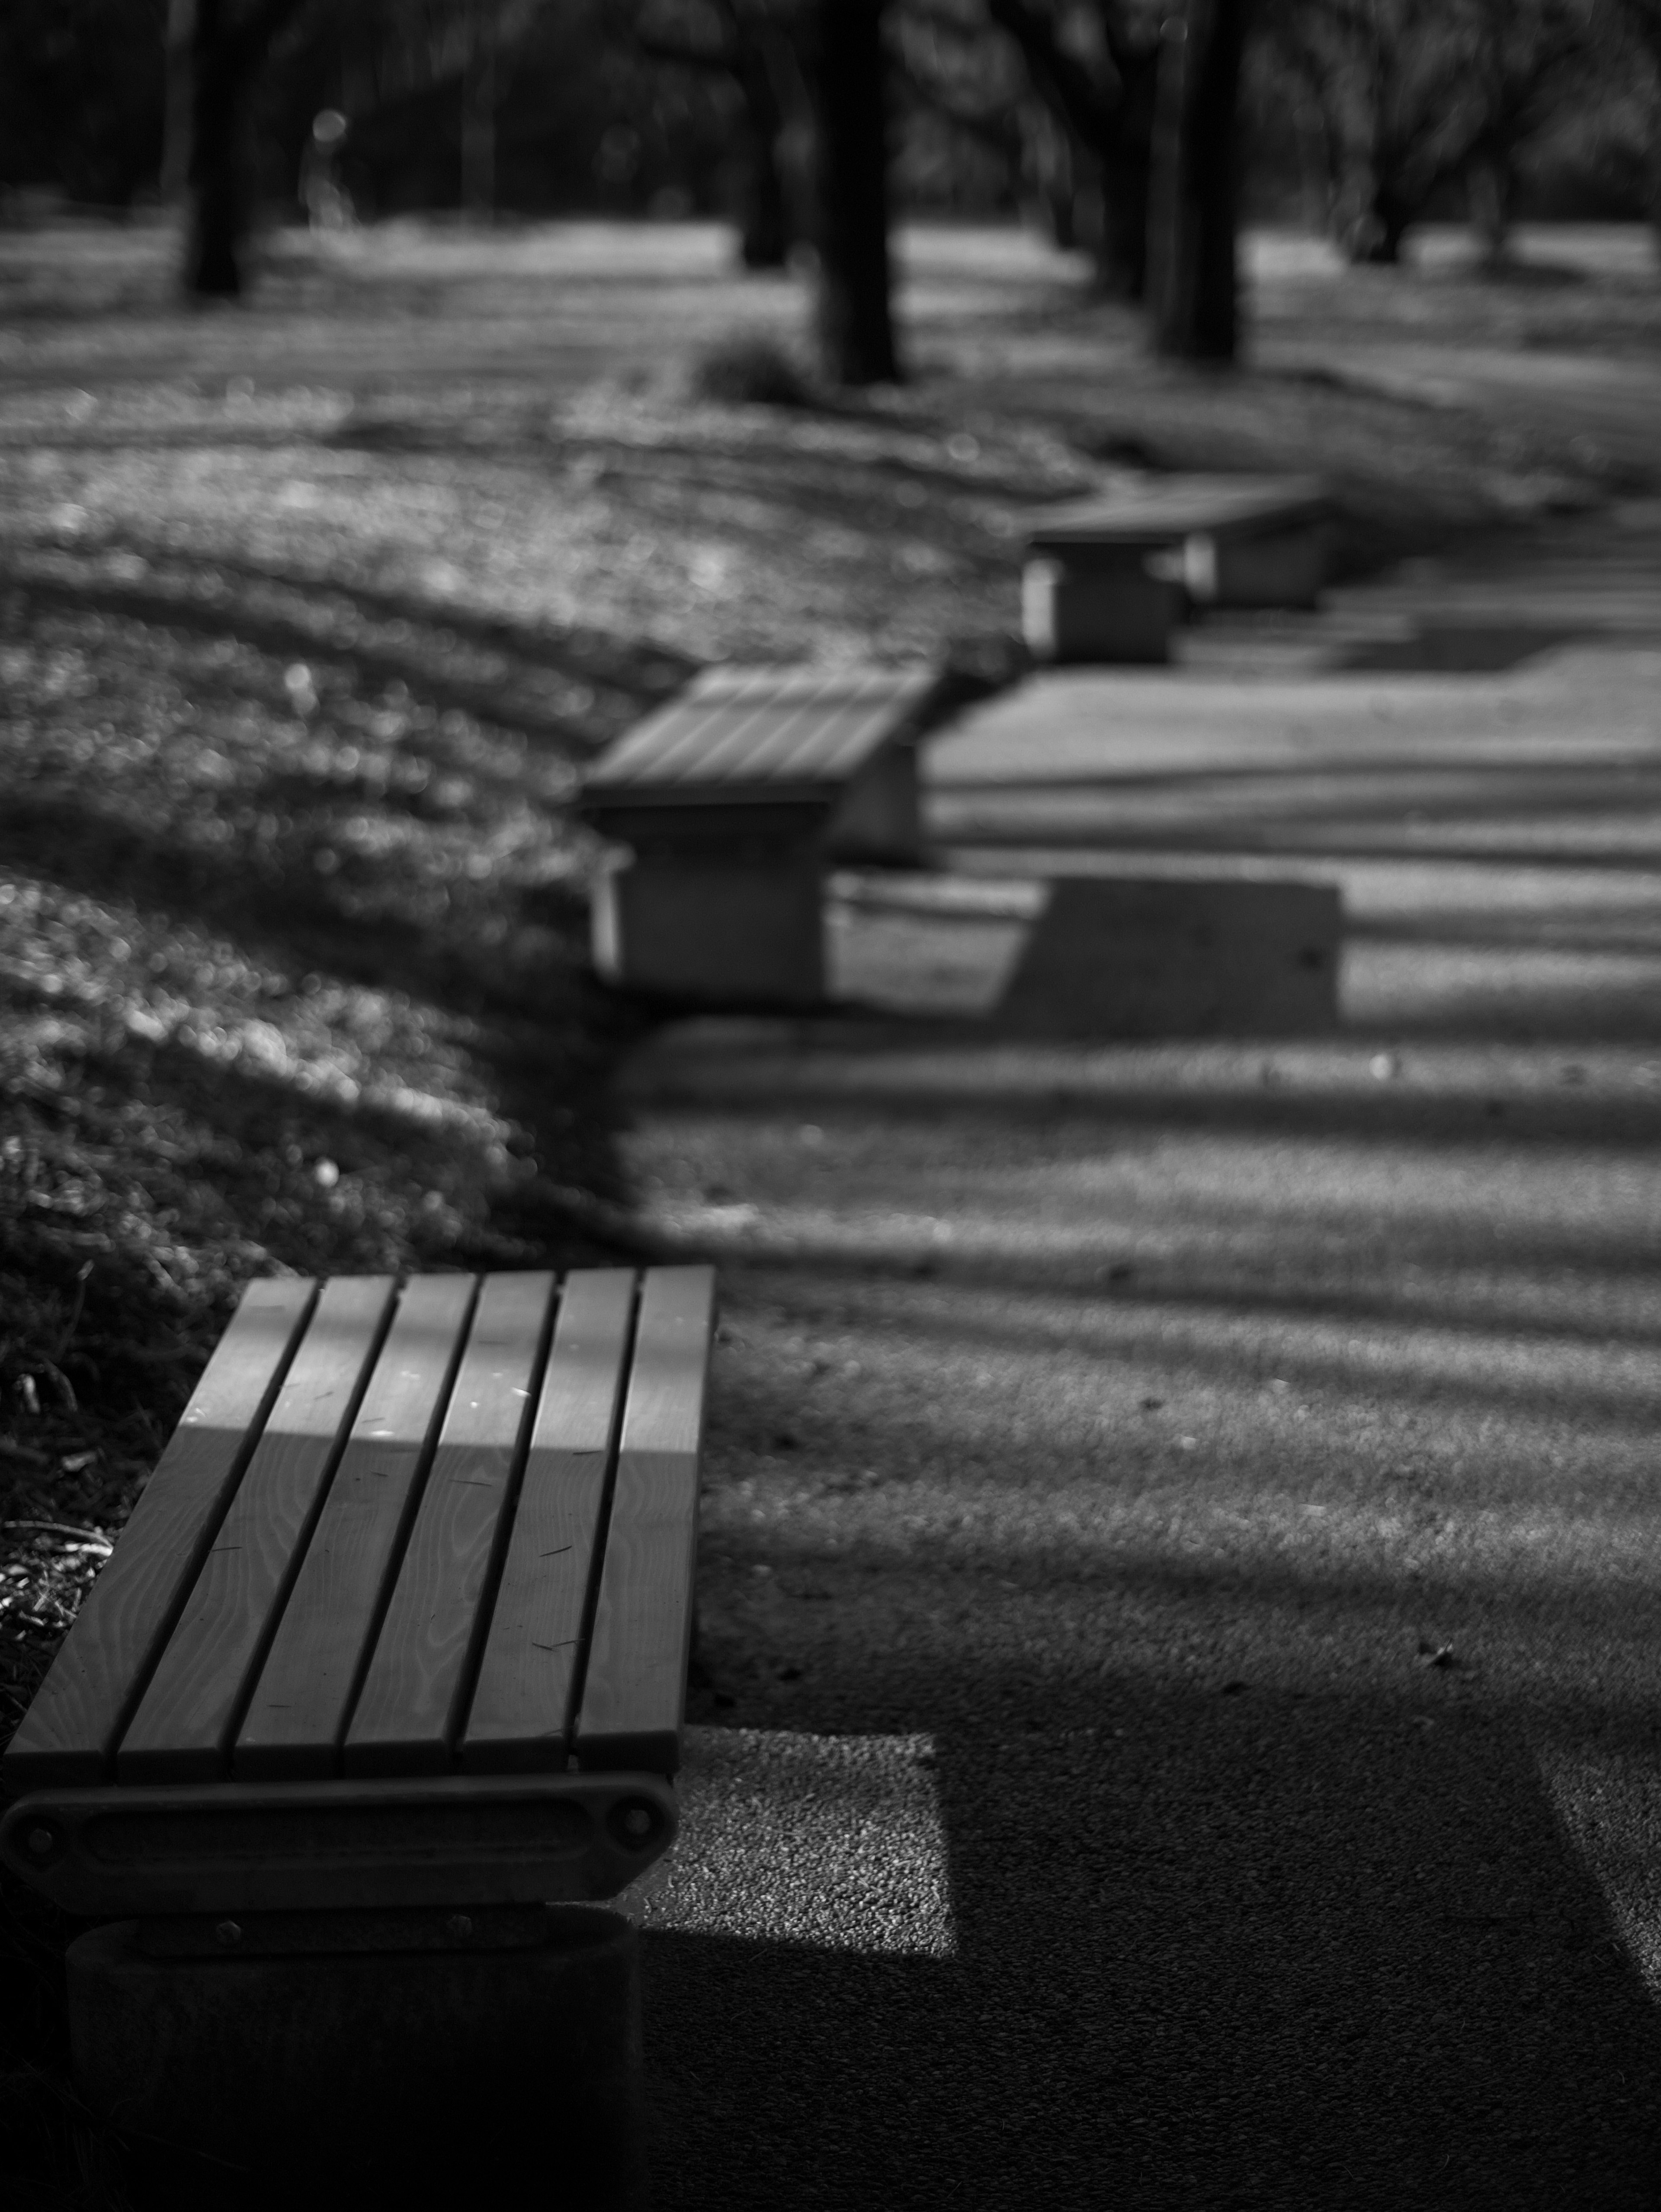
1023, 474, 1331, 661
0, 1265, 715, 1919
578, 663, 943, 1004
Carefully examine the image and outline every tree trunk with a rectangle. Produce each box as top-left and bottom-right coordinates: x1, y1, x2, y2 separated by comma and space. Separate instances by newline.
1096, 42, 1161, 301
461, 0, 496, 220
734, 35, 790, 269
1147, 0, 1248, 362
1019, 102, 1077, 249
180, 0, 304, 298
184, 0, 247, 296
1347, 176, 1412, 264
1097, 139, 1150, 297
809, 0, 900, 385
1468, 146, 1513, 270
162, 0, 196, 203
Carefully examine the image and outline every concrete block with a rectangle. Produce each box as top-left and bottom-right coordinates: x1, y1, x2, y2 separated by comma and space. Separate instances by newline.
997, 875, 1342, 1037
1186, 525, 1326, 610
69, 1906, 647, 2205
826, 738, 923, 866
1022, 556, 1180, 665
593, 848, 825, 1005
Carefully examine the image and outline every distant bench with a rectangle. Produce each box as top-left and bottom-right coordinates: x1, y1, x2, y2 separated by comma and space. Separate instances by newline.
1023, 474, 1331, 663
0, 1264, 715, 2192
578, 663, 943, 1007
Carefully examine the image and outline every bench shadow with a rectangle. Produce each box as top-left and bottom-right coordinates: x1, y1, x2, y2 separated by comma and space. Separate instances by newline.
1329, 620, 1599, 673
644, 1684, 1661, 2211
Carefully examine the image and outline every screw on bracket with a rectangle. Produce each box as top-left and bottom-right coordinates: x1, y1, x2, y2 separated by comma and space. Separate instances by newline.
445, 1914, 474, 1940
612, 1799, 657, 1847
215, 1920, 242, 1949
24, 1824, 57, 1862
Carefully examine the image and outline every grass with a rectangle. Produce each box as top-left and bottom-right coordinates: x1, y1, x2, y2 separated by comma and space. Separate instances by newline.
0, 207, 1655, 2205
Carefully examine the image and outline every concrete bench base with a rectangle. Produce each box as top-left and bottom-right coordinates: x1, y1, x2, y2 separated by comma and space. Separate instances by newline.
1022, 557, 1180, 665
998, 876, 1342, 1036
70, 1906, 647, 2205
1186, 525, 1326, 611
594, 848, 826, 1006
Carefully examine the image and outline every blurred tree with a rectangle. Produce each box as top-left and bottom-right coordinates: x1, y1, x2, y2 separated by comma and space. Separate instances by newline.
1604, 0, 1661, 244
891, 2, 1027, 219
633, 0, 805, 266
1264, 0, 1472, 260
1266, 0, 1603, 264
461, 0, 497, 214
181, 0, 313, 294
1463, 0, 1600, 263
1147, 0, 1251, 357
0, 0, 167, 208
981, 0, 1164, 295
807, 0, 902, 381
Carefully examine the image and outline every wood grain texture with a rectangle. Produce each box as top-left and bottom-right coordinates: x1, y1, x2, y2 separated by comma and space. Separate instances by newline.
233, 1274, 479, 1781
115, 1277, 396, 1785
574, 1266, 715, 1776
345, 1272, 555, 1778
0, 1277, 316, 1793
461, 1269, 636, 1775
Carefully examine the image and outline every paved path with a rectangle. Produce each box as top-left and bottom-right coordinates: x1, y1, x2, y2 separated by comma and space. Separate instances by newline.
628, 513, 1661, 2209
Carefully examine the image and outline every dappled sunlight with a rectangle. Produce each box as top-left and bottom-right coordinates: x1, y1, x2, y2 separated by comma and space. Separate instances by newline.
1542, 1750, 1661, 2007
641, 1726, 955, 1958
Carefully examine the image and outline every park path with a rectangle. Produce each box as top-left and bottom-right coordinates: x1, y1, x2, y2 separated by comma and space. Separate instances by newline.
624, 506, 1661, 2210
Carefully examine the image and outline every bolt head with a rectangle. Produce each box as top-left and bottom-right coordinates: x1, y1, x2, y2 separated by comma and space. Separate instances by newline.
215, 1920, 242, 1949
445, 1914, 474, 1940
24, 1824, 56, 1861
622, 1805, 651, 1838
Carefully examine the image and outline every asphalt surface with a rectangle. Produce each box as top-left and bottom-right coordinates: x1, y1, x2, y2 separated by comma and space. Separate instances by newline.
626, 508, 1661, 2210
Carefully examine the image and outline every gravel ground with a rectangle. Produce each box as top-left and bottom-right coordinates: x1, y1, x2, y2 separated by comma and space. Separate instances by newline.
627, 511, 1661, 2209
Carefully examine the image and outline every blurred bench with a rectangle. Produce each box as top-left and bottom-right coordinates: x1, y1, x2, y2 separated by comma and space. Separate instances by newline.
0, 1264, 715, 2195
1023, 475, 1331, 663
578, 663, 943, 1007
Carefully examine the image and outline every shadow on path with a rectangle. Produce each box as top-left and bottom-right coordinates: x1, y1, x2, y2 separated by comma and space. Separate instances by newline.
647, 1680, 1661, 2211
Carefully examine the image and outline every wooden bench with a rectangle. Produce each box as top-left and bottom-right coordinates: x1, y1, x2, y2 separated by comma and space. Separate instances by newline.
1023, 474, 1331, 663
578, 662, 943, 1007
0, 1263, 715, 2193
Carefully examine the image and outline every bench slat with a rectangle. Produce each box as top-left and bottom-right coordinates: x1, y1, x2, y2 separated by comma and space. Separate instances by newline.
1028, 474, 1328, 547
584, 666, 936, 803
0, 1277, 317, 1792
733, 701, 911, 788
115, 1277, 398, 1784
573, 1266, 715, 1776
233, 1274, 479, 1781
460, 1269, 636, 1774
344, 1272, 555, 1777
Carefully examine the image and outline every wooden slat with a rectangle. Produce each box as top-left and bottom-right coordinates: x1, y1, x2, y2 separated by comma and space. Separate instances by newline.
461, 1269, 636, 1774
115, 1277, 396, 1784
573, 1266, 716, 1776
344, 1272, 555, 1778
1029, 474, 1328, 548
233, 1274, 478, 1781
654, 693, 802, 784
584, 667, 936, 798
0, 1278, 317, 1792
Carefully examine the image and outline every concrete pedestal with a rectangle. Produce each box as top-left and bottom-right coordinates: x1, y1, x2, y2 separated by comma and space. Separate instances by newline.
593, 847, 825, 1006
69, 1906, 646, 2207
998, 876, 1342, 1037
1022, 556, 1180, 664
1186, 525, 1326, 610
